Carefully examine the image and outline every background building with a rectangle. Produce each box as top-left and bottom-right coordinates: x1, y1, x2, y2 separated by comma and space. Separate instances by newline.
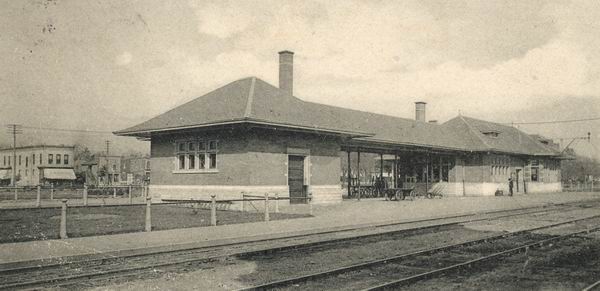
80, 155, 122, 186
121, 156, 150, 185
0, 145, 76, 186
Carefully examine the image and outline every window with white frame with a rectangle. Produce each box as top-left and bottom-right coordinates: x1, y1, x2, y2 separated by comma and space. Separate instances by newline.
175, 140, 218, 171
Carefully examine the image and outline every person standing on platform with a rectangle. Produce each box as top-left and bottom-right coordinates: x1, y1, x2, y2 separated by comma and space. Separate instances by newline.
508, 175, 514, 196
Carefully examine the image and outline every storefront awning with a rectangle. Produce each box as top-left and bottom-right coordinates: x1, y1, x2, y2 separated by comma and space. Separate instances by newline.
0, 169, 11, 180
44, 168, 76, 180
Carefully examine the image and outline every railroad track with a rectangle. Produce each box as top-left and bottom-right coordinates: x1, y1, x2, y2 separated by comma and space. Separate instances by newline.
0, 200, 599, 290
239, 215, 600, 291
583, 280, 600, 291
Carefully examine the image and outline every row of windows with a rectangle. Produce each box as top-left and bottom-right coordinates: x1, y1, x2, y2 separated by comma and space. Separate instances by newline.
2, 154, 69, 167
175, 141, 218, 171
15, 169, 36, 177
491, 166, 509, 176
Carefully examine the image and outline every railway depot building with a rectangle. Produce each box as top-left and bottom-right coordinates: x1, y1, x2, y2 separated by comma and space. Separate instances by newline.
115, 51, 563, 204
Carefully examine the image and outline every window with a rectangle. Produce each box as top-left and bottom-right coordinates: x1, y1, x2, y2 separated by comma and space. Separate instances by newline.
48, 154, 53, 164
39, 154, 42, 165
175, 140, 218, 171
112, 164, 117, 171
32, 154, 35, 165
25, 169, 28, 176
8, 156, 10, 166
56, 154, 61, 164
2, 156, 5, 166
32, 169, 35, 176
25, 156, 28, 167
63, 154, 69, 165
19, 155, 21, 166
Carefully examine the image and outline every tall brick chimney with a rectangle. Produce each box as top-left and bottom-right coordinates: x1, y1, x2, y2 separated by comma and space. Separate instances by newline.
415, 102, 426, 122
278, 50, 294, 96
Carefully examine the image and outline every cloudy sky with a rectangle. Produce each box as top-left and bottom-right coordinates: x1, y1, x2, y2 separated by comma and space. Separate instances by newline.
1, 0, 599, 157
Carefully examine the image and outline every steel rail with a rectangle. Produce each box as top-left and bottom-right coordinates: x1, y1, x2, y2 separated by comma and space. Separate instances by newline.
1, 200, 585, 275
0, 202, 597, 290
583, 280, 600, 291
363, 226, 600, 290
238, 214, 600, 291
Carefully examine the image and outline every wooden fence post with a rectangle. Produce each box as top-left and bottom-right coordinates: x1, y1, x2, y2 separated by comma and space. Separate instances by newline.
36, 185, 41, 207
145, 197, 152, 232
60, 199, 68, 239
128, 186, 132, 204
264, 193, 270, 222
210, 195, 217, 226
83, 184, 88, 206
309, 192, 313, 216
240, 192, 245, 212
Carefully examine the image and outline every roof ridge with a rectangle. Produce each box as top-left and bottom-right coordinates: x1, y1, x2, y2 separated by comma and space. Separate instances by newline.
459, 115, 493, 150
244, 77, 256, 118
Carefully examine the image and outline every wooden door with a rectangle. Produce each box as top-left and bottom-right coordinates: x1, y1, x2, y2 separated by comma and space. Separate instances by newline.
288, 155, 306, 204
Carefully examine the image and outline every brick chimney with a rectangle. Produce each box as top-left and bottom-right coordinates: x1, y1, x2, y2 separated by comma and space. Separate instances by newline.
415, 102, 426, 122
278, 50, 294, 96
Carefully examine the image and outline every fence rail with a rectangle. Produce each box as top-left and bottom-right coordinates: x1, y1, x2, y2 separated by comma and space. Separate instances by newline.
562, 181, 598, 192
0, 184, 150, 204
0, 192, 314, 243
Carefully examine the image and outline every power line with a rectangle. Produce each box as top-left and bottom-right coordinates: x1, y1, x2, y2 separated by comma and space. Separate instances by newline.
20, 125, 114, 134
509, 116, 600, 125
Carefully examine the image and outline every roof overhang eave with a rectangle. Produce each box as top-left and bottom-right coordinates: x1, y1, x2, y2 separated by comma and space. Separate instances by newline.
113, 119, 374, 139
348, 137, 469, 153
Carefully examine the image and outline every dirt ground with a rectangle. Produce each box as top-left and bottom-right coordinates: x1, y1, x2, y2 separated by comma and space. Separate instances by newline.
0, 205, 310, 243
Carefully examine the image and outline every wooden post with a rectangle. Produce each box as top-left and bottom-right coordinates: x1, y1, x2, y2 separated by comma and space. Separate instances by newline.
308, 192, 313, 216
113, 187, 117, 198
275, 193, 279, 213
128, 186, 132, 204
145, 197, 152, 232
240, 192, 245, 212
264, 193, 270, 222
347, 150, 352, 198
60, 199, 68, 239
425, 155, 429, 195
357, 148, 361, 201
379, 153, 384, 197
83, 184, 88, 206
50, 184, 54, 200
36, 185, 41, 207
393, 154, 398, 188
210, 195, 217, 226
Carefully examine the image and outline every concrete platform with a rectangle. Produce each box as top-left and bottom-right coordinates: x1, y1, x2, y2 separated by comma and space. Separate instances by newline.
0, 192, 598, 271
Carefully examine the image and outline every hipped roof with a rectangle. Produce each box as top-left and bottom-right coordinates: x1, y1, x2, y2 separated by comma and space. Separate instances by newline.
115, 77, 560, 157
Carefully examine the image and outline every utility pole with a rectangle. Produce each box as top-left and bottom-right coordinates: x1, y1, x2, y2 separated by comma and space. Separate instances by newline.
105, 140, 110, 186
6, 124, 22, 187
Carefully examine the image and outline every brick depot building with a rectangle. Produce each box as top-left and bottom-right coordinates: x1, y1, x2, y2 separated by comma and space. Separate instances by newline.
115, 51, 563, 204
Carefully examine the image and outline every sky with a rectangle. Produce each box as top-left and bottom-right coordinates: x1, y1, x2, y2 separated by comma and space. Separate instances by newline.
0, 0, 599, 158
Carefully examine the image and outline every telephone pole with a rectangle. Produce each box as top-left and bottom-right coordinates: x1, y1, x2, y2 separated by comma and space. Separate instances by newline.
6, 124, 22, 187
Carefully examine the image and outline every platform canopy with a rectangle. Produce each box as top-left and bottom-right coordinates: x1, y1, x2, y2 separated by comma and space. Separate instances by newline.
44, 168, 76, 180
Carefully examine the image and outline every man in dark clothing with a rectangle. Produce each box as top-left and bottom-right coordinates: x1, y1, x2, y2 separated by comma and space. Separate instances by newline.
508, 176, 514, 196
